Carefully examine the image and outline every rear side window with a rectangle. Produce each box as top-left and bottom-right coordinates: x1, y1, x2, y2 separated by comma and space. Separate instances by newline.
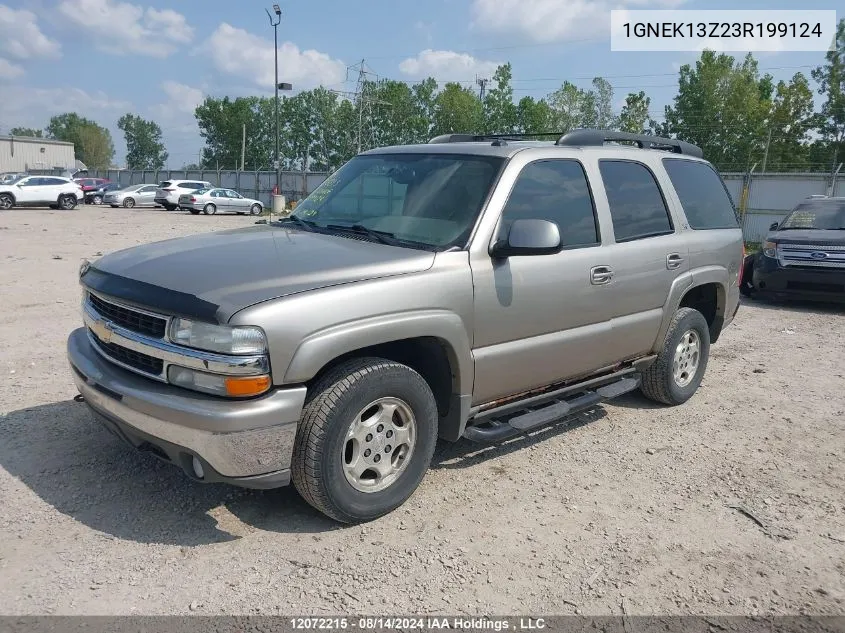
599, 160, 673, 242
43, 178, 67, 186
159, 182, 171, 188
500, 159, 599, 248
663, 159, 739, 229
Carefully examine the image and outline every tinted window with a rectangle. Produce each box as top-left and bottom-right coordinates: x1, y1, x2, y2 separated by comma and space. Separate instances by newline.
779, 200, 845, 230
599, 160, 673, 242
43, 178, 66, 186
663, 159, 738, 229
159, 182, 171, 188
500, 160, 599, 248
19, 178, 40, 186
181, 182, 203, 189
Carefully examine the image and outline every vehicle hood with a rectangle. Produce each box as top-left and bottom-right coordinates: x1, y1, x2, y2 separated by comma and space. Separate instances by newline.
80, 225, 436, 323
768, 229, 845, 246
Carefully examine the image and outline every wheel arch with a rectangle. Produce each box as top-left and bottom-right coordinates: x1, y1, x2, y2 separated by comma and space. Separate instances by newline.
654, 267, 730, 351
285, 312, 474, 442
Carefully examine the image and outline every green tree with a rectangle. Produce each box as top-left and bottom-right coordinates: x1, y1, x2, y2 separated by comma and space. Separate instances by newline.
584, 77, 616, 129
117, 113, 168, 169
483, 63, 517, 134
618, 91, 651, 133
811, 18, 845, 168
10, 127, 43, 137
411, 78, 438, 142
662, 51, 772, 170
432, 82, 483, 136
46, 113, 114, 169
516, 96, 553, 134
195, 96, 272, 170
764, 73, 816, 170
547, 81, 589, 133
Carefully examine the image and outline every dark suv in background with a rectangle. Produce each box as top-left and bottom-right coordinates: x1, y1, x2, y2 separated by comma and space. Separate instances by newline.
742, 196, 845, 303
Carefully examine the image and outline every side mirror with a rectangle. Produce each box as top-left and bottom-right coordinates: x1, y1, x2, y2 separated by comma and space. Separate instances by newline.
490, 218, 562, 258
769, 222, 779, 231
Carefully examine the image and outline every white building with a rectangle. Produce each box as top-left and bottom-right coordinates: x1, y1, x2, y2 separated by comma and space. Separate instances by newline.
0, 135, 78, 173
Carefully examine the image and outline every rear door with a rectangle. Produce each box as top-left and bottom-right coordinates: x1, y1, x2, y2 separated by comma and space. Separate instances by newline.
594, 158, 690, 360
137, 185, 157, 205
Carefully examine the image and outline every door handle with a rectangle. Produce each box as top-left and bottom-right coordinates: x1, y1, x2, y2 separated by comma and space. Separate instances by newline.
666, 253, 684, 270
590, 265, 613, 285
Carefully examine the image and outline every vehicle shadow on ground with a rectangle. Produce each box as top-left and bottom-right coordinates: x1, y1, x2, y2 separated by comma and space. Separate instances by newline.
740, 295, 845, 316
0, 399, 340, 546
0, 397, 626, 545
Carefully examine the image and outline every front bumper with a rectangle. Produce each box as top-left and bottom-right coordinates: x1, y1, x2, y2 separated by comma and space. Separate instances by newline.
752, 261, 845, 303
67, 327, 307, 488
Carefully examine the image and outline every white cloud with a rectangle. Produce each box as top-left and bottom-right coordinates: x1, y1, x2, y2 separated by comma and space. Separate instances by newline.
0, 5, 61, 60
471, 0, 685, 43
0, 58, 24, 79
399, 49, 501, 79
56, 0, 193, 58
158, 81, 204, 116
202, 23, 346, 89
0, 85, 129, 128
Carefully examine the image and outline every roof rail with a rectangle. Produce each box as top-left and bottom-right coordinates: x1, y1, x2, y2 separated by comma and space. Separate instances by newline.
555, 129, 703, 158
428, 132, 566, 145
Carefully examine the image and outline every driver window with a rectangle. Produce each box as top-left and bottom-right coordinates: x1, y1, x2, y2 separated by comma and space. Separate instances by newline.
499, 160, 600, 249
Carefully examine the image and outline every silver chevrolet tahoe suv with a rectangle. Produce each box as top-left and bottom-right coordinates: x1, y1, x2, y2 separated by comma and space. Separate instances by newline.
67, 129, 744, 523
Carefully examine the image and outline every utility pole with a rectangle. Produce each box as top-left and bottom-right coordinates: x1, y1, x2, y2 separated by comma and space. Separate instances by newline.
761, 128, 772, 172
476, 76, 489, 100
240, 123, 246, 172
342, 60, 387, 154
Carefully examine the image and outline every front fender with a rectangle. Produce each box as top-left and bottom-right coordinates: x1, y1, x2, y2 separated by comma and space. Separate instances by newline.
283, 310, 474, 395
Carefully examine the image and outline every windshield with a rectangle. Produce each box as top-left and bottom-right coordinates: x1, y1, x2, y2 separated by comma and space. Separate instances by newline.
778, 200, 845, 230
291, 153, 504, 249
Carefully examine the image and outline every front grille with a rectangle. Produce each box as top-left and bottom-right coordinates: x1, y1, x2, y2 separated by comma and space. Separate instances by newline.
88, 293, 167, 338
90, 331, 164, 375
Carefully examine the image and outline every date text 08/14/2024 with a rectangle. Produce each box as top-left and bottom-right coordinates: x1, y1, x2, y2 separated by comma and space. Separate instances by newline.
290, 617, 548, 630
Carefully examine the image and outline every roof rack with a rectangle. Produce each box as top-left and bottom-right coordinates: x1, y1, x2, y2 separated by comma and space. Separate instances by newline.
428, 129, 704, 158
555, 129, 703, 158
428, 132, 563, 146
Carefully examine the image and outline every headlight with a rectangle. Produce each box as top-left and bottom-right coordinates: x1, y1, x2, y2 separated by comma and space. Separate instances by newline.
762, 241, 777, 258
168, 318, 267, 355
168, 366, 271, 398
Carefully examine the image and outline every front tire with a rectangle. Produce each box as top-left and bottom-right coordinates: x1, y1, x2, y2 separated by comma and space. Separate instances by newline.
203, 203, 216, 215
92, 195, 103, 205
640, 307, 710, 406
292, 357, 438, 523
123, 197, 136, 209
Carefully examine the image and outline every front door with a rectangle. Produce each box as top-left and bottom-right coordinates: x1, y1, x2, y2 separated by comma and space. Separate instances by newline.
470, 159, 617, 405
594, 159, 690, 360
15, 177, 46, 204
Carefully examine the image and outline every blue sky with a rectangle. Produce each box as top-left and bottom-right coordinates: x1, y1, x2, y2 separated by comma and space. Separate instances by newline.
0, 0, 838, 168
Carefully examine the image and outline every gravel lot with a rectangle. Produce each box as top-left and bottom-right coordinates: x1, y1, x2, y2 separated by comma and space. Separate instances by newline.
0, 205, 843, 616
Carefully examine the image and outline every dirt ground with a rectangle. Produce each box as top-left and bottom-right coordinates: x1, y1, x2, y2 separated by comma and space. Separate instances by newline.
0, 205, 843, 616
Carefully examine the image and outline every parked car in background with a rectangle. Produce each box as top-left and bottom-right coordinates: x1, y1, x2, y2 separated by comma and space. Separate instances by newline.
0, 172, 28, 185
741, 196, 845, 303
178, 188, 264, 215
86, 182, 121, 205
104, 184, 159, 208
0, 175, 83, 210
75, 178, 111, 199
155, 180, 212, 211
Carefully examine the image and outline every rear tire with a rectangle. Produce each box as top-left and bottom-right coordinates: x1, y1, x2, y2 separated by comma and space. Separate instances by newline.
640, 307, 710, 406
0, 193, 13, 210
203, 203, 216, 215
292, 357, 438, 523
123, 197, 136, 208
58, 195, 77, 210
250, 203, 262, 215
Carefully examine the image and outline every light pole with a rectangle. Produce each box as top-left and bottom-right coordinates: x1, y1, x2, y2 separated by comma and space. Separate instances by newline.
266, 4, 293, 211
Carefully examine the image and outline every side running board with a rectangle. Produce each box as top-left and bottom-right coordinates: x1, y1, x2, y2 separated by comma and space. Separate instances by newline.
462, 376, 641, 443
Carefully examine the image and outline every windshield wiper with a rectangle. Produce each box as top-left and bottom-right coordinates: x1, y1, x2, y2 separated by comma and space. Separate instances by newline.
325, 223, 401, 246
276, 215, 318, 231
